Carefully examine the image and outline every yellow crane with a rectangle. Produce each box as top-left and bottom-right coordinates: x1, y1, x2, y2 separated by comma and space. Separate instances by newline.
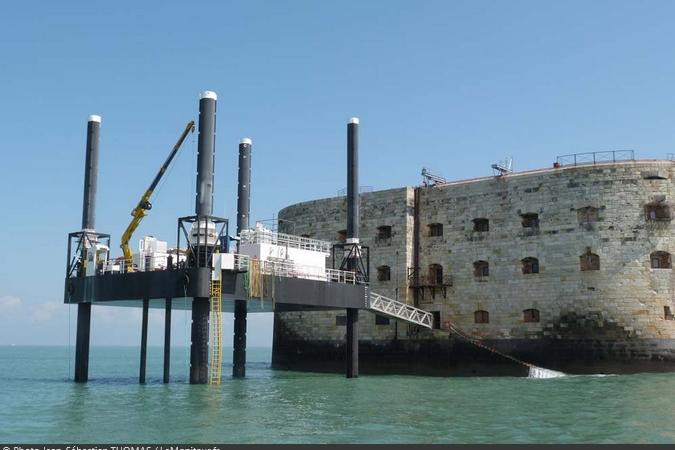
120, 120, 195, 271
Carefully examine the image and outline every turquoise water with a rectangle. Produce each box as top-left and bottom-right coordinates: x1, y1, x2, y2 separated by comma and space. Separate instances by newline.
1, 346, 674, 443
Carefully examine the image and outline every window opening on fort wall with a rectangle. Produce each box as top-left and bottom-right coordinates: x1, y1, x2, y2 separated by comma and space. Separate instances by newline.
523, 309, 540, 323
643, 171, 668, 180
473, 218, 489, 232
651, 251, 672, 269
522, 257, 539, 274
376, 225, 392, 243
375, 315, 390, 325
428, 223, 444, 237
474, 310, 489, 324
473, 260, 489, 279
665, 306, 674, 320
432, 311, 441, 329
520, 213, 539, 229
428, 264, 443, 285
577, 206, 599, 224
377, 265, 391, 281
645, 200, 671, 222
580, 250, 600, 271
336, 229, 347, 243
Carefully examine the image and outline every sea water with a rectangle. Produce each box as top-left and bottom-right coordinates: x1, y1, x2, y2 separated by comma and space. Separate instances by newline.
0, 346, 674, 443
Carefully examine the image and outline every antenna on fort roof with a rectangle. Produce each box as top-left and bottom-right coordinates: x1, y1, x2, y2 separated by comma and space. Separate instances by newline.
491, 157, 513, 176
421, 168, 448, 187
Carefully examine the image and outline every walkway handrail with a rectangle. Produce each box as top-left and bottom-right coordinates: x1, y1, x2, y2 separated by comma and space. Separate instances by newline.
234, 253, 356, 285
368, 292, 433, 329
239, 228, 332, 253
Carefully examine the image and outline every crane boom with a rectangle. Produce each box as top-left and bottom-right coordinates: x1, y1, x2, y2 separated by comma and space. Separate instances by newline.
120, 120, 195, 270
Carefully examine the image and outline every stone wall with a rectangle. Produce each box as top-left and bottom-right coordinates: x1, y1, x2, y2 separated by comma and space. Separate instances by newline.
274, 161, 675, 372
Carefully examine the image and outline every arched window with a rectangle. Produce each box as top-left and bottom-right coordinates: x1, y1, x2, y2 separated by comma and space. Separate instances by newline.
377, 265, 391, 281
521, 257, 539, 274
643, 171, 667, 180
428, 223, 444, 237
473, 218, 489, 232
474, 310, 489, 324
428, 264, 443, 285
650, 251, 672, 269
473, 260, 489, 278
523, 309, 540, 323
580, 252, 600, 271
577, 206, 599, 224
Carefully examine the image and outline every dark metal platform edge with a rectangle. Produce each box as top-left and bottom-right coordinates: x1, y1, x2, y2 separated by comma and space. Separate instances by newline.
65, 271, 369, 311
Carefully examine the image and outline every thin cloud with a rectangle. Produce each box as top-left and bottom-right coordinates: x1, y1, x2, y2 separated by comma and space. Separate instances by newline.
0, 295, 22, 313
30, 301, 62, 323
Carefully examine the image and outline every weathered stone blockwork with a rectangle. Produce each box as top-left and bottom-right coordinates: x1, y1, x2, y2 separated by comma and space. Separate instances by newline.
274, 161, 675, 374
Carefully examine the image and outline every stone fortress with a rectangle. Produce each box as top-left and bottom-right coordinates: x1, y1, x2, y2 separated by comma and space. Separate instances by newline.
273, 158, 675, 374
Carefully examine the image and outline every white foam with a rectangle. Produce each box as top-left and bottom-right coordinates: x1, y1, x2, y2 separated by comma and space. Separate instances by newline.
528, 366, 566, 379
88, 115, 101, 123
240, 138, 252, 145
349, 117, 359, 124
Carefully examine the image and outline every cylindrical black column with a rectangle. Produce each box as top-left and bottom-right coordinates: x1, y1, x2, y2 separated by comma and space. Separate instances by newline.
236, 138, 252, 234
74, 114, 101, 383
139, 298, 149, 384
233, 138, 252, 379
81, 115, 101, 230
163, 298, 172, 384
74, 303, 91, 382
233, 300, 247, 378
195, 91, 217, 216
190, 91, 217, 384
190, 299, 210, 383
346, 308, 359, 378
346, 117, 360, 378
347, 118, 359, 240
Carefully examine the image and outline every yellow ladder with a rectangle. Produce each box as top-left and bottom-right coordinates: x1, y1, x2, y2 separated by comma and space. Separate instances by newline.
208, 278, 223, 385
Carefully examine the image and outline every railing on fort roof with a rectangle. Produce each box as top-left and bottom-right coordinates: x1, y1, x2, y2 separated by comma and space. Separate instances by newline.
555, 150, 634, 167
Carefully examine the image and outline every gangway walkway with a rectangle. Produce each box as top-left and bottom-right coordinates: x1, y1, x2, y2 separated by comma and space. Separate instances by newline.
233, 253, 435, 329
368, 292, 433, 329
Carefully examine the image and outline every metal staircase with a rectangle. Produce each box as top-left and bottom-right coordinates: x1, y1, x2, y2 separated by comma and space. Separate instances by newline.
208, 278, 223, 385
368, 292, 433, 329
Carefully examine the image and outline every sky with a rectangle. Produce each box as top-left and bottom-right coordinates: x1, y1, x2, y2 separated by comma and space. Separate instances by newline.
2, 0, 675, 350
